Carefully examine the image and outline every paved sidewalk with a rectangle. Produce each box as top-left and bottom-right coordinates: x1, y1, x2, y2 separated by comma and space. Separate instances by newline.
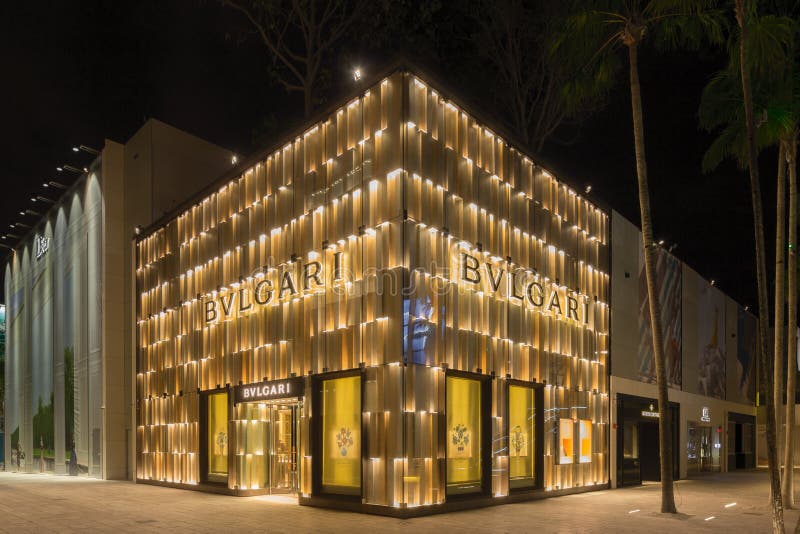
0, 469, 797, 533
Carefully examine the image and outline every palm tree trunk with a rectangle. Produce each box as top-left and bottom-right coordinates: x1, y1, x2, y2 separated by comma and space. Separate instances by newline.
628, 41, 676, 514
776, 141, 788, 449
784, 135, 798, 508
735, 0, 785, 530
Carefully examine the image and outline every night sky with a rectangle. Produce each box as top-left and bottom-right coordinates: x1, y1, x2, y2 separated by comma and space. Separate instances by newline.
2, 1, 778, 310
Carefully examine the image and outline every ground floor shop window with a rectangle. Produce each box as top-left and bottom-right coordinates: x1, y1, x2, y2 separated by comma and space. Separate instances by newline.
446, 375, 482, 495
687, 422, 720, 474
207, 392, 229, 483
579, 420, 592, 464
508, 384, 536, 488
321, 375, 361, 495
558, 419, 574, 464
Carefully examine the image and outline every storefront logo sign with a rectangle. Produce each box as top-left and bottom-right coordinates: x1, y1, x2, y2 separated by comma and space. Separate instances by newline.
35, 235, 50, 260
641, 403, 659, 418
234, 377, 305, 403
459, 251, 590, 323
204, 252, 343, 323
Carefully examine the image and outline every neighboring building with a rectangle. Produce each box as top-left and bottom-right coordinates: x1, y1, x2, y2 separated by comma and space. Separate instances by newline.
4, 119, 234, 479
610, 211, 757, 488
135, 68, 610, 516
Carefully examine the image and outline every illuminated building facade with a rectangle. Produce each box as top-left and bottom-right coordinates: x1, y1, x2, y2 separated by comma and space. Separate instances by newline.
135, 68, 609, 515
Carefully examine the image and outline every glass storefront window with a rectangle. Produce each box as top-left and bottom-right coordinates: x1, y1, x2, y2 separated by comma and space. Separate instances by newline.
559, 419, 574, 464
509, 385, 535, 488
207, 392, 229, 483
446, 375, 482, 495
321, 375, 361, 495
579, 420, 592, 464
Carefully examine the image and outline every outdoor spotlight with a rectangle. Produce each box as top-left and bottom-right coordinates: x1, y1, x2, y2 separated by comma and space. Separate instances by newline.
19, 211, 24, 216
31, 197, 36, 202
135, 225, 143, 236
47, 180, 67, 189
43, 182, 48, 188
585, 184, 592, 194
353, 68, 362, 81
60, 164, 83, 174
72, 147, 79, 152
231, 154, 238, 165
36, 196, 55, 204
710, 279, 716, 286
76, 144, 99, 155
658, 239, 664, 246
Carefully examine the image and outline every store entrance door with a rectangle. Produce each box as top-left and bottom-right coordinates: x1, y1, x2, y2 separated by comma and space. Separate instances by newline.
639, 421, 661, 481
268, 403, 299, 494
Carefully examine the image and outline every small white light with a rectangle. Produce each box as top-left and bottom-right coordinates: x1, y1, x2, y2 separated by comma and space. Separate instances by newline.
628, 509, 640, 514
353, 68, 361, 81
585, 184, 592, 194
231, 155, 238, 165
658, 239, 665, 246
705, 516, 715, 521
725, 502, 737, 508
407, 121, 416, 129
56, 167, 63, 172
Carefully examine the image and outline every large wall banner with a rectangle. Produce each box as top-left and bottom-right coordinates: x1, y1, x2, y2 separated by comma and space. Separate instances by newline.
697, 284, 726, 399
638, 248, 682, 387
735, 308, 757, 403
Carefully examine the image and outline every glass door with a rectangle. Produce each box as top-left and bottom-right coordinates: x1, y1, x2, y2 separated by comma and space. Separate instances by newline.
269, 404, 298, 494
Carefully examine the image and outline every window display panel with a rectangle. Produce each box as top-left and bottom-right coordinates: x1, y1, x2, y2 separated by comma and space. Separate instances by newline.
207, 392, 229, 483
446, 375, 482, 495
322, 375, 361, 495
509, 385, 535, 488
579, 420, 592, 464
559, 419, 574, 464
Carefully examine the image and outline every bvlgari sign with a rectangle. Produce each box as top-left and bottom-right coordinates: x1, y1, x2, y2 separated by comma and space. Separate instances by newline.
459, 251, 591, 323
204, 251, 343, 323
234, 377, 305, 404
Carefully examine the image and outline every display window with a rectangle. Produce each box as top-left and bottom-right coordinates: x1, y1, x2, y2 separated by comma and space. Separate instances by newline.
207, 391, 229, 483
321, 375, 361, 495
446, 375, 482, 495
509, 385, 536, 488
579, 420, 592, 464
558, 419, 574, 464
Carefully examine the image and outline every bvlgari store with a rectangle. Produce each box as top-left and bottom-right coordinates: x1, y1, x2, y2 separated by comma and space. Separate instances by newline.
135, 68, 609, 516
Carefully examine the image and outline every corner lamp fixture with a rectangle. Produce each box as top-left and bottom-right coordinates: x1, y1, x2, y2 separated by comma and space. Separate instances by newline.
584, 184, 592, 194
353, 68, 362, 81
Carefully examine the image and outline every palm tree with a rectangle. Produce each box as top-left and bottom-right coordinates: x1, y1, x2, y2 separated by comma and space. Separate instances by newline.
734, 0, 786, 530
566, 0, 724, 513
699, 5, 794, 524
784, 129, 797, 509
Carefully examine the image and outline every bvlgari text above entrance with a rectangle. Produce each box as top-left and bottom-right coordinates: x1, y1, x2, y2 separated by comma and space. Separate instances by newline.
235, 377, 305, 403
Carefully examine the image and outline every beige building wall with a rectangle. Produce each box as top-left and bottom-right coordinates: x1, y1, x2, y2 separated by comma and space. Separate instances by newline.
5, 119, 233, 482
